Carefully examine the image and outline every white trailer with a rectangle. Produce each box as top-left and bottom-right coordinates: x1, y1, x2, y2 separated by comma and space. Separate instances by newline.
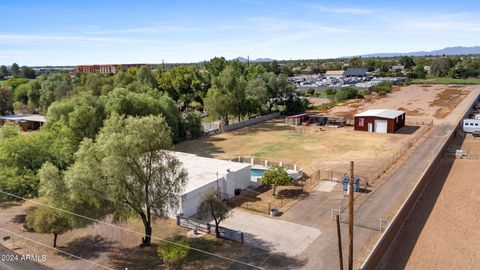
463, 119, 480, 133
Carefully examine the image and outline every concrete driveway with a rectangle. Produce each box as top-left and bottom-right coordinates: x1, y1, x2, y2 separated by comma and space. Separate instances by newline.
219, 209, 321, 257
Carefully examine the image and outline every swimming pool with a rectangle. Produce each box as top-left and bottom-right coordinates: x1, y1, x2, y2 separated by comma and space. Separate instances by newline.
251, 168, 266, 177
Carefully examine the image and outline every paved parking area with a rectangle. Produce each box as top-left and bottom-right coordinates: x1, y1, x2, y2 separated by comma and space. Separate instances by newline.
315, 181, 338, 192
219, 209, 321, 257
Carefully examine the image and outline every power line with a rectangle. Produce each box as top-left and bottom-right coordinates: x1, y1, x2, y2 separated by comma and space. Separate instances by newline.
0, 189, 264, 270
0, 227, 115, 270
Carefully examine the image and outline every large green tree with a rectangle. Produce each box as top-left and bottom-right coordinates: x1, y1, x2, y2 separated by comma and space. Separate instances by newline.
39, 74, 73, 112
65, 114, 188, 246
204, 66, 248, 123
10, 63, 21, 78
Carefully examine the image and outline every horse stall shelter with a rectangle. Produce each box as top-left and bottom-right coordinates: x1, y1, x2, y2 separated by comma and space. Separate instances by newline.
286, 113, 348, 127
354, 109, 405, 133
170, 151, 251, 217
0, 114, 46, 131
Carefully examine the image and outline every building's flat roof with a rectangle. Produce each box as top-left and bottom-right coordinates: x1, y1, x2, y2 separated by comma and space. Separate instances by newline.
171, 151, 251, 194
0, 114, 46, 123
325, 70, 345, 75
355, 109, 405, 119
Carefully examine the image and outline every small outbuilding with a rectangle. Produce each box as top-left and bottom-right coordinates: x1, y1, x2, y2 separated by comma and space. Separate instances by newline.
0, 114, 46, 131
354, 109, 405, 133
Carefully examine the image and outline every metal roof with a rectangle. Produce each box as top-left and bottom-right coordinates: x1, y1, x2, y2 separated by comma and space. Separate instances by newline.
355, 109, 405, 119
0, 114, 46, 123
344, 68, 368, 76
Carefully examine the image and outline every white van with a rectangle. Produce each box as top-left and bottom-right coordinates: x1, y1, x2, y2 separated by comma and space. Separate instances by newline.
463, 119, 480, 133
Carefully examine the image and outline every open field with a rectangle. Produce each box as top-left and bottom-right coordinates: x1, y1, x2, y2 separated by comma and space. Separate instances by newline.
327, 84, 472, 124
380, 134, 480, 270
176, 118, 412, 177
410, 77, 480, 85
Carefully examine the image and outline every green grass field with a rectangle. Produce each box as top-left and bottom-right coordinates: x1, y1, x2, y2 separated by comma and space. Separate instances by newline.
410, 77, 480, 85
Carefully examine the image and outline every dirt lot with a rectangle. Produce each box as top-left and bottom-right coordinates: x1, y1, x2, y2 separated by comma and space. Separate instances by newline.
308, 97, 330, 106
380, 134, 480, 270
176, 118, 413, 177
327, 84, 472, 124
0, 201, 277, 270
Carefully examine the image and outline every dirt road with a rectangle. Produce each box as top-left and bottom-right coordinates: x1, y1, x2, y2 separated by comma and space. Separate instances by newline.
379, 134, 480, 270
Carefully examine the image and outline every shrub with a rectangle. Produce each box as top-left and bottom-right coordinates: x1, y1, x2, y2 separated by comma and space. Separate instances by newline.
307, 88, 315, 96
157, 236, 190, 270
335, 87, 358, 102
0, 125, 20, 141
372, 81, 392, 94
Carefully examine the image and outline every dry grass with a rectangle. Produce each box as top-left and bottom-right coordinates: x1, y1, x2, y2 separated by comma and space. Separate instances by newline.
430, 87, 469, 118
0, 201, 265, 270
176, 118, 408, 176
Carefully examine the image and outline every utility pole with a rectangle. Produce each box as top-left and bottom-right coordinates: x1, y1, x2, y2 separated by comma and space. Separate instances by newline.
336, 214, 344, 270
348, 161, 354, 270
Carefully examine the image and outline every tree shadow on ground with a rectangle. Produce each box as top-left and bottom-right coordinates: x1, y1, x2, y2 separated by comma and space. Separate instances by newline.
0, 201, 22, 209
58, 235, 115, 260
109, 245, 162, 270
11, 214, 26, 224
229, 232, 307, 269
175, 138, 226, 158
396, 125, 420, 135
277, 188, 309, 198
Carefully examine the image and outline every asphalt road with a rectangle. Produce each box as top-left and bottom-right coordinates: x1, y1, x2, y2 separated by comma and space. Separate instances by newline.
0, 246, 51, 270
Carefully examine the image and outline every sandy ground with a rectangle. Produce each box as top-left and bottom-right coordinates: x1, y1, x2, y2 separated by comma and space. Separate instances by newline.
176, 118, 411, 177
328, 84, 472, 124
0, 201, 277, 270
308, 97, 330, 106
380, 134, 480, 270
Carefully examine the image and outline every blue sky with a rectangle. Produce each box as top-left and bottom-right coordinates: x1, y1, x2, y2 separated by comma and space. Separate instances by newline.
1, 0, 480, 65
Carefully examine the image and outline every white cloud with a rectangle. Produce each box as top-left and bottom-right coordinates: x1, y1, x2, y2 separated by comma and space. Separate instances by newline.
0, 34, 172, 45
308, 4, 373, 15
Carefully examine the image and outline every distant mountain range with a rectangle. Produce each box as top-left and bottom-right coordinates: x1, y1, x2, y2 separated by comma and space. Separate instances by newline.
233, 57, 274, 62
357, 46, 480, 58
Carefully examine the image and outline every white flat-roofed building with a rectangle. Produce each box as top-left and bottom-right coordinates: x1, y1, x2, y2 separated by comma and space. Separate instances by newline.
171, 151, 251, 217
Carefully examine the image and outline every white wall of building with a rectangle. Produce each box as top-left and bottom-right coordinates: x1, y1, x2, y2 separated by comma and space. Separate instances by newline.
172, 164, 252, 218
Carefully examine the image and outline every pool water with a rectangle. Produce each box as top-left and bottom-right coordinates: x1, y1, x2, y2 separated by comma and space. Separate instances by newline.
251, 168, 266, 177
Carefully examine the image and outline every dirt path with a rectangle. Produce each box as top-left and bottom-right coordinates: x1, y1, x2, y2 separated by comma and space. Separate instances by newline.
379, 135, 480, 270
